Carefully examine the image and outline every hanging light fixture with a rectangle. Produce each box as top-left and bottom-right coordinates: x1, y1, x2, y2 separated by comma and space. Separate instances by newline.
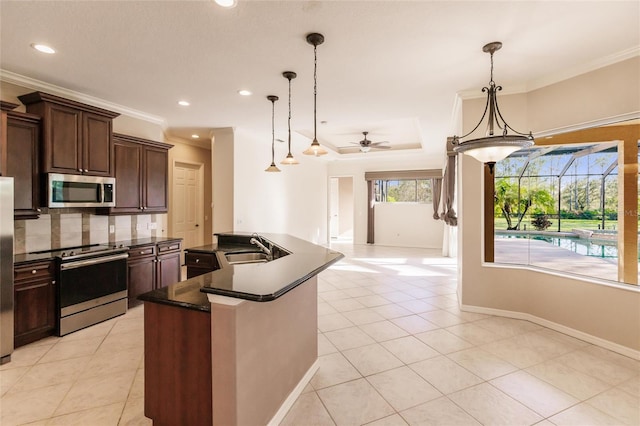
452, 41, 534, 167
303, 32, 328, 156
265, 95, 281, 172
281, 71, 299, 165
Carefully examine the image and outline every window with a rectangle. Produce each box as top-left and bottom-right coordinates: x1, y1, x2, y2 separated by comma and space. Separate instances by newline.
375, 179, 432, 203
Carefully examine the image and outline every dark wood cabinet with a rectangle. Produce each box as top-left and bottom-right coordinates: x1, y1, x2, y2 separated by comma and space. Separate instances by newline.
98, 134, 171, 215
6, 111, 41, 219
185, 251, 220, 278
127, 244, 156, 308
14, 260, 56, 347
156, 241, 182, 289
0, 101, 20, 176
128, 240, 182, 306
17, 91, 119, 176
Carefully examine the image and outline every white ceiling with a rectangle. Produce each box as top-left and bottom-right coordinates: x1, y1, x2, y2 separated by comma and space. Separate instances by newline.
1, 1, 638, 159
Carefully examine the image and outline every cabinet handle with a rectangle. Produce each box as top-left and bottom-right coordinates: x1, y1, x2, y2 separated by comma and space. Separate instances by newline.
140, 251, 147, 254
36, 208, 42, 212
52, 280, 56, 285
158, 259, 162, 263
195, 258, 200, 263
31, 269, 37, 274
169, 246, 176, 250
78, 168, 82, 172
83, 169, 88, 173
142, 206, 146, 210
139, 206, 144, 210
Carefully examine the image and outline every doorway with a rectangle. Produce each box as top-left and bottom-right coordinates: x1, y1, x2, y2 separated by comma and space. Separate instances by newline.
172, 161, 204, 252
328, 176, 354, 242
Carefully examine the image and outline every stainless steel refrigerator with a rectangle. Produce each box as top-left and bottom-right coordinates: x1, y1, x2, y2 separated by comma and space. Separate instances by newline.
0, 177, 14, 364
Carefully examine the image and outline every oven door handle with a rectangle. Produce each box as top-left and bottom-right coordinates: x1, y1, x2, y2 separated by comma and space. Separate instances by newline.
60, 253, 129, 270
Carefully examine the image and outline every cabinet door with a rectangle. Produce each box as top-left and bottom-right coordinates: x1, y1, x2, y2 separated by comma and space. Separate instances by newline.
83, 112, 112, 176
14, 262, 56, 348
0, 110, 7, 176
143, 147, 168, 212
157, 252, 181, 289
6, 114, 40, 219
128, 256, 156, 308
46, 104, 82, 174
112, 140, 143, 214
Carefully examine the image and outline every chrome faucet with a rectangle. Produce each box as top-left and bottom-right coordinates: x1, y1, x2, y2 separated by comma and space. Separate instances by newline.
250, 236, 272, 257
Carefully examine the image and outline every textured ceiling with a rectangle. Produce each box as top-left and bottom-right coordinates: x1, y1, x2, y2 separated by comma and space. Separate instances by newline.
1, 1, 638, 159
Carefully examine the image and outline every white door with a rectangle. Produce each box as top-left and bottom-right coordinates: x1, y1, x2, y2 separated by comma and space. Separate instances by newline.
330, 178, 339, 239
173, 162, 203, 250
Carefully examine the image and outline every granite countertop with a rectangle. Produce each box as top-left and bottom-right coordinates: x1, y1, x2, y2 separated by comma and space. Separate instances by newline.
14, 236, 183, 265
139, 233, 344, 311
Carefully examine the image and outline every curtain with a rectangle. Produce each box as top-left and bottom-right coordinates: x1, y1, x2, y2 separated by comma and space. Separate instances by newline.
441, 137, 457, 226
431, 178, 443, 219
366, 180, 375, 244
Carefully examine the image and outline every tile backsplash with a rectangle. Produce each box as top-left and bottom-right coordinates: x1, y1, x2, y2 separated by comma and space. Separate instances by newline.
14, 210, 168, 254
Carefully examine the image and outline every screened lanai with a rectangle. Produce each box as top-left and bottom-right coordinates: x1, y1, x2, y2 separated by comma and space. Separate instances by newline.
491, 137, 640, 284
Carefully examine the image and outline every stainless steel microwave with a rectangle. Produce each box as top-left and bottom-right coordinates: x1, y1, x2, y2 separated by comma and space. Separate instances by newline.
48, 173, 116, 208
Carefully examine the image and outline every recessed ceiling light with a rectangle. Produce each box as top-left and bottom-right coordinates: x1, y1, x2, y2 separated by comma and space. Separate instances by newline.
215, 0, 237, 8
31, 43, 55, 54
238, 90, 252, 96
178, 100, 190, 106
191, 134, 200, 139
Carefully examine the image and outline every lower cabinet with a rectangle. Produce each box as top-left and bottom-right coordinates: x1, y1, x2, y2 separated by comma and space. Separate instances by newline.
127, 244, 156, 308
128, 240, 182, 307
156, 241, 181, 289
14, 260, 56, 347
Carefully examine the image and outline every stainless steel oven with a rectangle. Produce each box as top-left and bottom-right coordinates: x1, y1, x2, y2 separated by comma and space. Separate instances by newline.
56, 245, 128, 335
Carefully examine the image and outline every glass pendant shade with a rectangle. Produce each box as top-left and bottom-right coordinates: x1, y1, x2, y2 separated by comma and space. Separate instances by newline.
303, 33, 328, 156
453, 42, 534, 164
265, 95, 281, 172
281, 153, 299, 165
303, 139, 328, 156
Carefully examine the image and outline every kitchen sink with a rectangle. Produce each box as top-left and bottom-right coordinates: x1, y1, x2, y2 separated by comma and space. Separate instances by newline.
225, 252, 270, 265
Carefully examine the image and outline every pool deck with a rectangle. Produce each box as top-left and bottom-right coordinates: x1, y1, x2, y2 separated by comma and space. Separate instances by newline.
494, 238, 639, 283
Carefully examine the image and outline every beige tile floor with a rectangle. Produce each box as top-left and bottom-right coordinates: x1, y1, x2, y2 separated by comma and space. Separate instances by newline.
1, 243, 638, 425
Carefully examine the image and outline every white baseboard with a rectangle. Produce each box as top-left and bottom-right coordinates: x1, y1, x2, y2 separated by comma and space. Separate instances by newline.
460, 304, 640, 361
268, 359, 320, 426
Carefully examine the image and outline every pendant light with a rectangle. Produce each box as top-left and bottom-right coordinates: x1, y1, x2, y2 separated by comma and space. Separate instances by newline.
281, 71, 299, 165
452, 42, 534, 167
303, 32, 328, 156
265, 95, 281, 172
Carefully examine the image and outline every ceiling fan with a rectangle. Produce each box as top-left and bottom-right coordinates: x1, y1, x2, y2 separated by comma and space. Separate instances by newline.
351, 131, 390, 153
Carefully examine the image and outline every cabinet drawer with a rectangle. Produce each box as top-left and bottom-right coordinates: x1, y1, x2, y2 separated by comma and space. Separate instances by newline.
185, 252, 218, 269
128, 244, 156, 260
14, 261, 54, 283
157, 241, 181, 254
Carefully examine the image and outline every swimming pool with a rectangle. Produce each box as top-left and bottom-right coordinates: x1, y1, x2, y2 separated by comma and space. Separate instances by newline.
496, 233, 625, 259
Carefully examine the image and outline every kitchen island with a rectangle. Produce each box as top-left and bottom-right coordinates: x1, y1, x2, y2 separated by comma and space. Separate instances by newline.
139, 233, 343, 426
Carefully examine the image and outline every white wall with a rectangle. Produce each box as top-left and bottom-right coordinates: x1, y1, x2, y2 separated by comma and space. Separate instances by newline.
375, 203, 443, 249
328, 152, 444, 247
458, 58, 640, 354
233, 128, 328, 244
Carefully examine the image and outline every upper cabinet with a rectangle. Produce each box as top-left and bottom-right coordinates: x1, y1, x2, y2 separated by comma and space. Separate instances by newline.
0, 101, 19, 177
18, 92, 119, 177
97, 133, 172, 215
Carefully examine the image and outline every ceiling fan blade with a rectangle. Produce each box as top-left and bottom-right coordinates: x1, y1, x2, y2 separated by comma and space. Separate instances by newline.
369, 141, 389, 146
371, 145, 391, 149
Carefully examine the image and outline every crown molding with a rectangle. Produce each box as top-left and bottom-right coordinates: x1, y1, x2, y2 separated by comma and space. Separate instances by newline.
0, 69, 166, 126
534, 111, 640, 138
527, 46, 640, 92
457, 46, 640, 100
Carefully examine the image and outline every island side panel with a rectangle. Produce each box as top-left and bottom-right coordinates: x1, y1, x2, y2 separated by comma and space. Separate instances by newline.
211, 277, 318, 426
144, 302, 212, 426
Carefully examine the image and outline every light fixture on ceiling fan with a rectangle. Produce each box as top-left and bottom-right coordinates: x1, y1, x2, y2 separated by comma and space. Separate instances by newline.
265, 95, 281, 172
303, 32, 328, 156
353, 131, 390, 153
281, 71, 299, 165
452, 41, 534, 167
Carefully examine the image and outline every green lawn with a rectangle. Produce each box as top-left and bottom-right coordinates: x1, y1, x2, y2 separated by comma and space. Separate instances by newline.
494, 217, 619, 232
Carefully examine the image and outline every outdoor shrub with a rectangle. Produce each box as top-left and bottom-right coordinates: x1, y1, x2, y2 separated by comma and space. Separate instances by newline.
532, 214, 553, 231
